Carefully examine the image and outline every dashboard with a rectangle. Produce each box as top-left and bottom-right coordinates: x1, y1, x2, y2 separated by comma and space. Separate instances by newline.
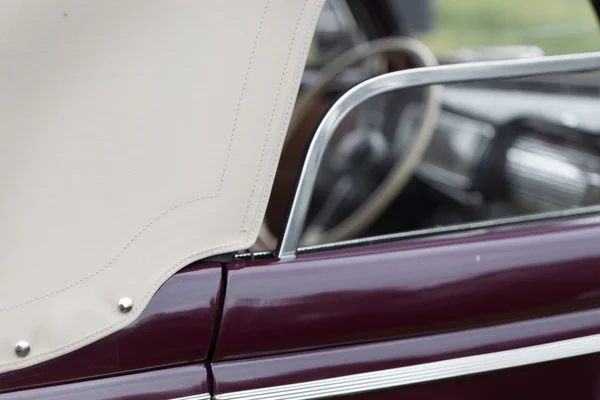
384, 82, 600, 231
442, 85, 600, 131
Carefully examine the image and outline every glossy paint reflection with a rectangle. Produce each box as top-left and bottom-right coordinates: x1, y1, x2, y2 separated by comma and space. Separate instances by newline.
0, 262, 222, 394
216, 215, 600, 360
0, 365, 209, 400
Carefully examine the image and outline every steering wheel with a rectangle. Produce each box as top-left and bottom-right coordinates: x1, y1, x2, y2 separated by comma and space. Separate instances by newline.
258, 37, 443, 250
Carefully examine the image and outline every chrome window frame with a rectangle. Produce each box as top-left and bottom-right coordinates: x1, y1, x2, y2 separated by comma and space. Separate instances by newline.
277, 51, 600, 260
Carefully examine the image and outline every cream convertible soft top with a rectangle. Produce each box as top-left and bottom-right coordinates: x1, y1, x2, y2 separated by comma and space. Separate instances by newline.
0, 0, 324, 373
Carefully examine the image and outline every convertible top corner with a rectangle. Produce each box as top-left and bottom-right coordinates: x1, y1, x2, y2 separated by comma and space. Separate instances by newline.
0, 0, 324, 373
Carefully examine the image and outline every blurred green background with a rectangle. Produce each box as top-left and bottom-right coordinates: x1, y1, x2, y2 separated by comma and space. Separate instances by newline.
419, 0, 600, 55
307, 0, 600, 66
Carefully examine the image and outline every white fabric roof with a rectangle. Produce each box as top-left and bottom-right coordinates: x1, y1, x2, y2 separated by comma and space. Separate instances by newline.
0, 0, 324, 373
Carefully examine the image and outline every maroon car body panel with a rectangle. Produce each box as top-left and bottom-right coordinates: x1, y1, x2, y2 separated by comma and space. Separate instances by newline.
0, 365, 209, 400
0, 262, 222, 394
214, 215, 600, 361
213, 307, 600, 395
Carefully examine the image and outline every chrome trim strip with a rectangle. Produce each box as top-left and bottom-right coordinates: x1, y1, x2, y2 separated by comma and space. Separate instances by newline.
233, 250, 273, 260
277, 51, 600, 259
238, 203, 600, 260
216, 332, 600, 400
169, 394, 211, 400
297, 202, 600, 254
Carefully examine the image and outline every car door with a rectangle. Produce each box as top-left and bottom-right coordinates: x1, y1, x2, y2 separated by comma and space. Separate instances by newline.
209, 53, 600, 399
212, 214, 600, 400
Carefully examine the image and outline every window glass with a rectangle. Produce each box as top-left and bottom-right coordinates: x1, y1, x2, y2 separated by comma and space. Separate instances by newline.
298, 68, 600, 251
269, 1, 600, 254
307, 0, 363, 67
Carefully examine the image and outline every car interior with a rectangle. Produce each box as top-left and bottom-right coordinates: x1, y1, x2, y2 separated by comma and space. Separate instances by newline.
253, 0, 600, 253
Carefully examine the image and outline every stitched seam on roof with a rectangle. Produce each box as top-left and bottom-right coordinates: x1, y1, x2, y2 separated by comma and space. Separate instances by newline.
240, 0, 307, 230
246, 0, 323, 238
0, 2, 271, 312
2, 0, 322, 370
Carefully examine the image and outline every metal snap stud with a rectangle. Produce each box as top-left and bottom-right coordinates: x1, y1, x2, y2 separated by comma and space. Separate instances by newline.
15, 341, 30, 358
118, 297, 133, 313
